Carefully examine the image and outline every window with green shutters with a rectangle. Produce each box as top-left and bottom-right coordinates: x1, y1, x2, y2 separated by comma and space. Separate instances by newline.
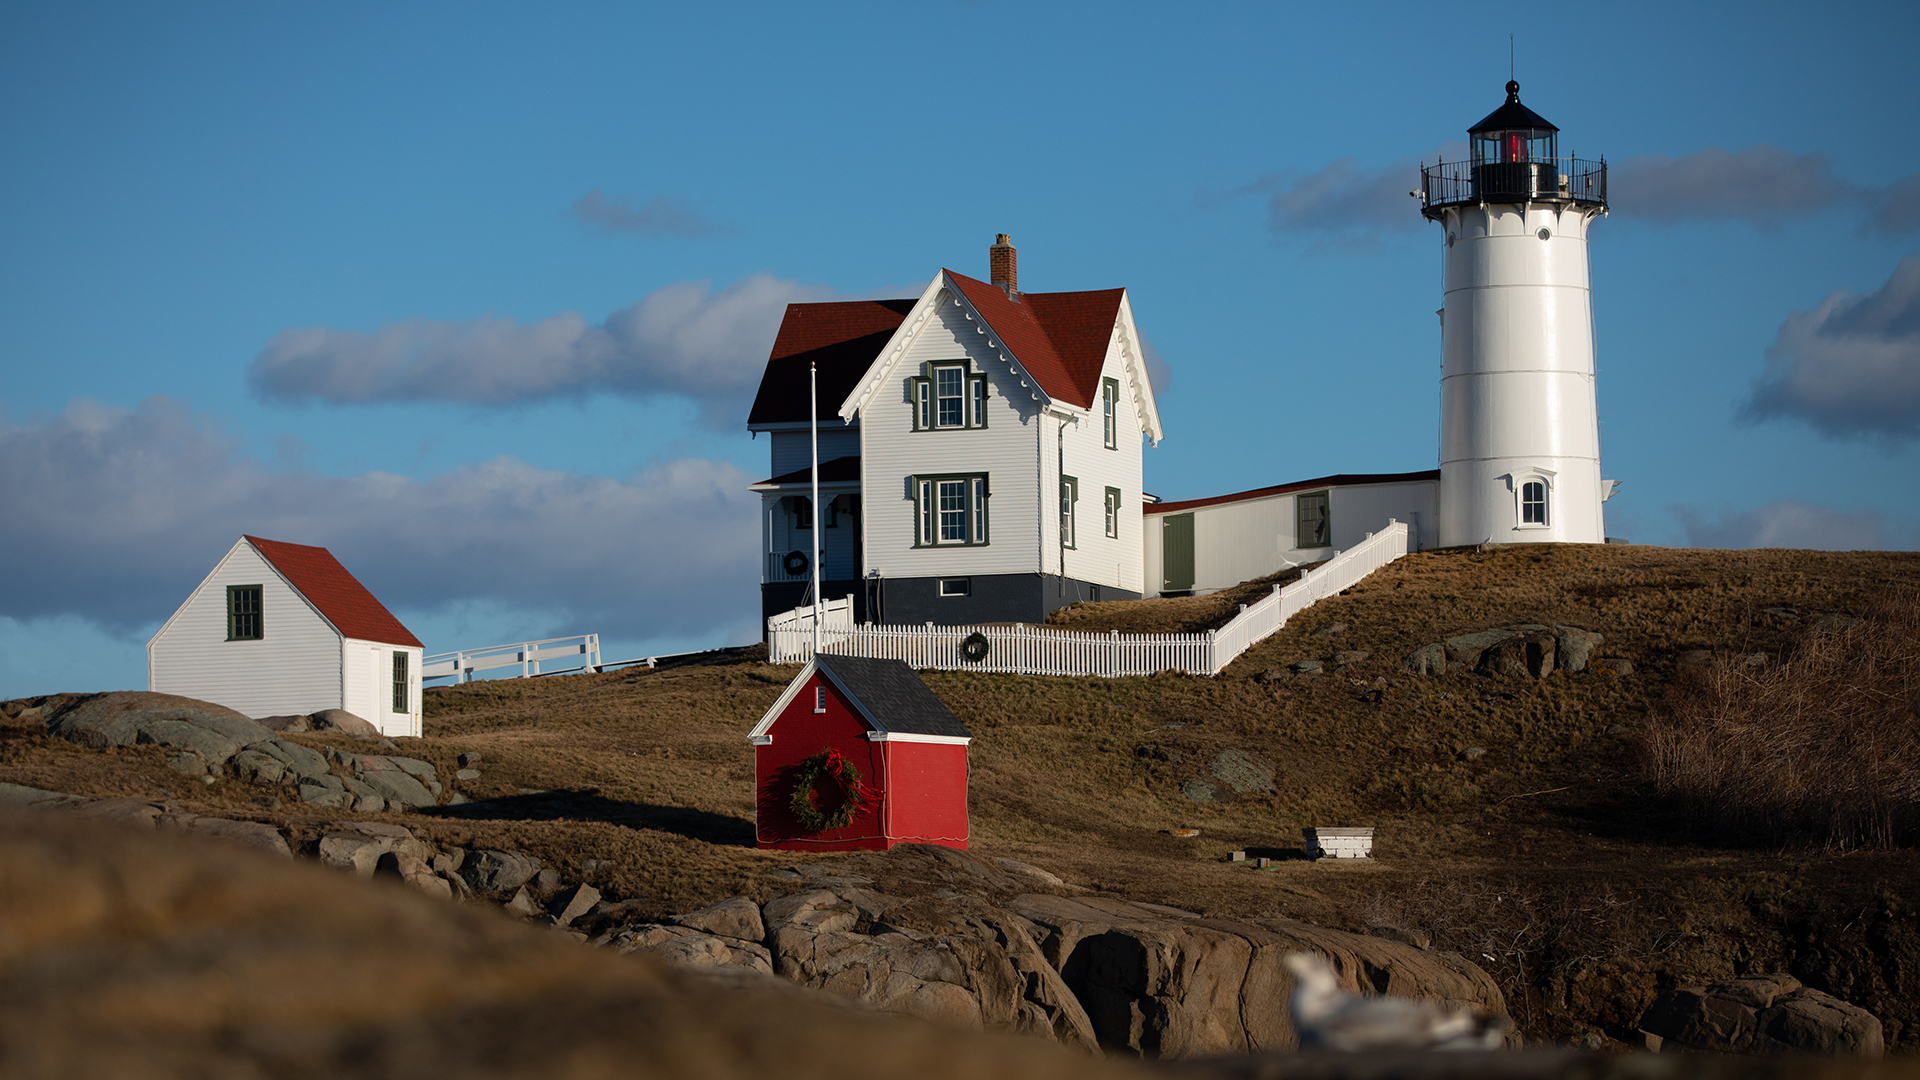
1060, 476, 1079, 549
1102, 378, 1119, 449
392, 652, 409, 713
910, 363, 988, 431
226, 585, 263, 640
910, 473, 989, 546
1104, 486, 1121, 538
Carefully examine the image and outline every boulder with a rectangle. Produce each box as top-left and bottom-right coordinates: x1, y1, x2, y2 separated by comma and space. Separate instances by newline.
0, 782, 88, 810
1402, 644, 1446, 676
1009, 892, 1508, 1058
155, 814, 291, 859
1553, 626, 1604, 673
358, 769, 436, 809
230, 748, 287, 784
1444, 630, 1520, 668
1478, 630, 1555, 679
549, 884, 602, 928
1591, 656, 1635, 677
1179, 779, 1216, 803
310, 709, 379, 736
1638, 974, 1882, 1058
609, 924, 775, 975
375, 850, 452, 901
254, 738, 331, 781
672, 896, 766, 943
46, 692, 274, 761
255, 714, 310, 733
462, 849, 541, 893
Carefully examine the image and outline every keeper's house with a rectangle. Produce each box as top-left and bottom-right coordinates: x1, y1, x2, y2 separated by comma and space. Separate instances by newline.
750, 653, 971, 851
747, 234, 1163, 627
147, 536, 424, 737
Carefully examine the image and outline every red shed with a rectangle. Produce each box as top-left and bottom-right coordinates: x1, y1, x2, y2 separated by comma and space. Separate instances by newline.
750, 654, 972, 851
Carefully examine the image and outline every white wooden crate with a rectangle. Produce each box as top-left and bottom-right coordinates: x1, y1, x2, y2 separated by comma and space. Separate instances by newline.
1305, 827, 1374, 860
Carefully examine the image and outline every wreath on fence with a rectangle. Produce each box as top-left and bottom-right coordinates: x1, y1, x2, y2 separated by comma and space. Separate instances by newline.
960, 631, 991, 663
788, 748, 876, 833
783, 550, 810, 576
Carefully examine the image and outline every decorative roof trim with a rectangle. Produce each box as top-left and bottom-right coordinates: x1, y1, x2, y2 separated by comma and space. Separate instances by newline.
839, 272, 1056, 420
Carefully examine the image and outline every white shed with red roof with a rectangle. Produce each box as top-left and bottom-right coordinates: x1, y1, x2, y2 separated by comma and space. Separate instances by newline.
147, 536, 425, 736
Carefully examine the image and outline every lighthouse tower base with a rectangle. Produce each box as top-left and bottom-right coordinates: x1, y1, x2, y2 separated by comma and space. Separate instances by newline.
1439, 457, 1606, 548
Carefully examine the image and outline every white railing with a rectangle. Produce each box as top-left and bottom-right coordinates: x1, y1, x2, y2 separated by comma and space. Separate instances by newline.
768, 521, 1409, 677
423, 633, 601, 684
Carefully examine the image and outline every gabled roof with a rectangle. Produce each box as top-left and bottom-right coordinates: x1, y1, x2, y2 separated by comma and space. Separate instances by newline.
944, 271, 1123, 410
748, 299, 916, 427
815, 654, 972, 739
245, 536, 423, 647
1144, 471, 1442, 516
749, 654, 972, 742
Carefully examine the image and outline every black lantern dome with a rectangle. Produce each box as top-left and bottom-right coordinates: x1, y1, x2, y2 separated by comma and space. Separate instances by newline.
1419, 80, 1605, 216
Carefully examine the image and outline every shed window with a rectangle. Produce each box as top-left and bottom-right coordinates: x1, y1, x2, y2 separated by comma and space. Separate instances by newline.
1296, 491, 1331, 548
226, 585, 263, 641
392, 652, 409, 713
814, 685, 826, 713
1522, 480, 1548, 525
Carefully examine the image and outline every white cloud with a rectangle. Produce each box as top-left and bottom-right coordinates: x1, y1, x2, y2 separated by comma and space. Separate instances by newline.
247, 274, 840, 426
1741, 257, 1920, 442
1244, 144, 1465, 249
0, 397, 762, 643
1671, 499, 1901, 551
572, 190, 731, 237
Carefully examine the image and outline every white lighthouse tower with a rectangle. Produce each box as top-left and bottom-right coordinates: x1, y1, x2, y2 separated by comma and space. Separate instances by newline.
1421, 81, 1610, 547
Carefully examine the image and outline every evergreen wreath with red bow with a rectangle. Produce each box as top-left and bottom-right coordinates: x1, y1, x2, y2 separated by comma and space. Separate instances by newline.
788, 748, 878, 832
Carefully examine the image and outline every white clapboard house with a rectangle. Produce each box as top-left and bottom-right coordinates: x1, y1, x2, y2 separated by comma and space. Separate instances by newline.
747, 235, 1163, 626
148, 535, 424, 736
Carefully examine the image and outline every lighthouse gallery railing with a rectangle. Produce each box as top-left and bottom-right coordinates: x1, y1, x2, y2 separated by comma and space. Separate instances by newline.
1420, 157, 1607, 211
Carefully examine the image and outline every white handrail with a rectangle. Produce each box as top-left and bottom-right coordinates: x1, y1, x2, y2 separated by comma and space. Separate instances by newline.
768, 522, 1409, 677
423, 633, 602, 684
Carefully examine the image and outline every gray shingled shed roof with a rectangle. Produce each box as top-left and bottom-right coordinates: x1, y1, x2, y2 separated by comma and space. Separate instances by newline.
815, 654, 972, 739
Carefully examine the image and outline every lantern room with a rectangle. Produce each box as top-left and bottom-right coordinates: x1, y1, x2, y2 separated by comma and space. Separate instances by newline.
1420, 80, 1606, 214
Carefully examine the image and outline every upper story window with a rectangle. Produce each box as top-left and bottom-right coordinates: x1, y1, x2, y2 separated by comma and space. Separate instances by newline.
1521, 480, 1549, 525
1102, 378, 1119, 449
1104, 486, 1121, 538
911, 363, 988, 432
1296, 491, 1331, 548
227, 585, 263, 641
913, 473, 989, 547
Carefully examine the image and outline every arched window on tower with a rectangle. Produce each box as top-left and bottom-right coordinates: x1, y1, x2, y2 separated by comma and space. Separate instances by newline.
1521, 481, 1548, 525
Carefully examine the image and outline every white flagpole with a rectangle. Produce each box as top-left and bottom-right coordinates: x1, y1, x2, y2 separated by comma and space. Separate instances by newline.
810, 360, 822, 658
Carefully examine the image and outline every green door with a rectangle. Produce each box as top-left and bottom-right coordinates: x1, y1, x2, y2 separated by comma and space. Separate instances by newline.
1162, 513, 1194, 593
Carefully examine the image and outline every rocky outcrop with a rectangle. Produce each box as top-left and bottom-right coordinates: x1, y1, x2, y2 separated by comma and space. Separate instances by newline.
0, 782, 291, 858
1637, 973, 1883, 1058
1402, 625, 1605, 678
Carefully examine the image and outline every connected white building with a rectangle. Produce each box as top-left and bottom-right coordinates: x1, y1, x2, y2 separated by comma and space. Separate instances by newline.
148, 535, 424, 736
751, 82, 1616, 621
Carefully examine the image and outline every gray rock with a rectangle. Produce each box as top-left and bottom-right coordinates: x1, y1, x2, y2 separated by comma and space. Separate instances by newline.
1478, 630, 1555, 678
1332, 651, 1371, 666
1444, 629, 1519, 666
375, 850, 452, 900
45, 692, 275, 755
1553, 626, 1604, 673
672, 896, 765, 943
319, 832, 394, 877
137, 718, 244, 764
537, 868, 561, 891
503, 886, 540, 918
1290, 660, 1323, 675
548, 883, 602, 928
255, 738, 331, 780
431, 851, 464, 876
1180, 779, 1217, 803
610, 924, 775, 975
1592, 656, 1635, 677
384, 756, 438, 781
254, 714, 310, 732
0, 782, 88, 810
165, 751, 209, 776
458, 751, 484, 768
1639, 974, 1882, 1058
463, 849, 541, 892
298, 775, 352, 809
1402, 644, 1446, 676
160, 815, 291, 859
311, 709, 379, 736
1458, 747, 1486, 761
455, 769, 482, 781
1208, 749, 1275, 795
358, 769, 435, 808
230, 748, 287, 784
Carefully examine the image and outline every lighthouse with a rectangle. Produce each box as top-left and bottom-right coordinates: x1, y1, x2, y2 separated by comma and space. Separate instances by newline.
1421, 81, 1610, 547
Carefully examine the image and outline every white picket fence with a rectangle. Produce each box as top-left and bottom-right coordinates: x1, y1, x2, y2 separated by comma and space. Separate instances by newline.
768, 520, 1409, 677
423, 633, 602, 684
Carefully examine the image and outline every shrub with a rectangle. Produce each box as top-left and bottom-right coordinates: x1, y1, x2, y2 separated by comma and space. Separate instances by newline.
1640, 591, 1920, 849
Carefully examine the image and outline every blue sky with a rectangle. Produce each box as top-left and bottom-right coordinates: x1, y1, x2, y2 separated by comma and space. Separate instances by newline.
3, 1, 1917, 699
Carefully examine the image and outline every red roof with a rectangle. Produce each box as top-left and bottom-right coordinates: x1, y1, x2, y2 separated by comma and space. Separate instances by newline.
1144, 471, 1442, 516
245, 536, 423, 647
748, 300, 916, 426
944, 271, 1123, 409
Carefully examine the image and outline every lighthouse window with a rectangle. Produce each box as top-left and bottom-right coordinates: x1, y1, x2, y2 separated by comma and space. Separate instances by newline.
1297, 491, 1331, 548
1522, 481, 1548, 525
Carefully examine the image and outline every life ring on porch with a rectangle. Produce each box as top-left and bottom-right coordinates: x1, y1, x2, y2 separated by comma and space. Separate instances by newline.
783, 550, 809, 576
960, 631, 990, 663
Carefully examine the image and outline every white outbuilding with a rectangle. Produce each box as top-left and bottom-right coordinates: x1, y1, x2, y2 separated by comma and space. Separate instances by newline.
147, 535, 424, 736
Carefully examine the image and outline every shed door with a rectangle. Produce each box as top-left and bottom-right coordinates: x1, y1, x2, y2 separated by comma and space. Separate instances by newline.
1162, 513, 1194, 592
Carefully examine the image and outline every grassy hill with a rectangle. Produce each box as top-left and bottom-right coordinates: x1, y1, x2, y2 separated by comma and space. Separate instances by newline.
5, 542, 1917, 1050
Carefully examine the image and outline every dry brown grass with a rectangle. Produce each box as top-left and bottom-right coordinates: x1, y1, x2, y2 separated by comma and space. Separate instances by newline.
8, 544, 1920, 1048
1044, 565, 1318, 633
1641, 590, 1920, 849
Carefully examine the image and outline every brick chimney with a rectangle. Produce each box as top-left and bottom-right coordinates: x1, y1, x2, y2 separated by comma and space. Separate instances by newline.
990, 234, 1017, 299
